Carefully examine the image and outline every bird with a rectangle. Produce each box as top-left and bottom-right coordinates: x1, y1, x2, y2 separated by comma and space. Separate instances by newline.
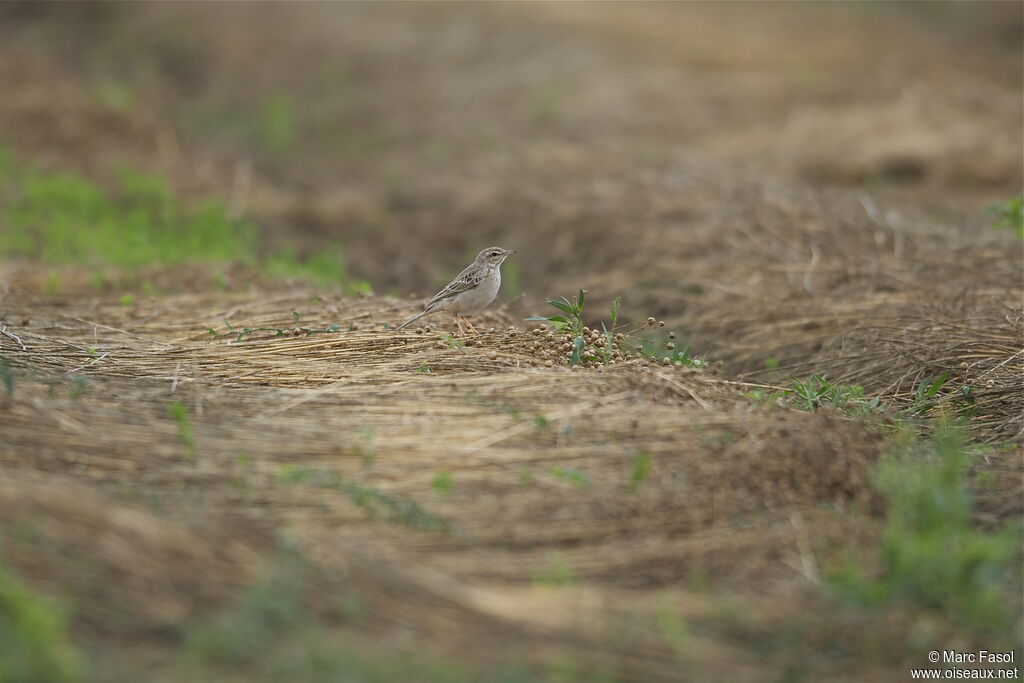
397, 247, 515, 335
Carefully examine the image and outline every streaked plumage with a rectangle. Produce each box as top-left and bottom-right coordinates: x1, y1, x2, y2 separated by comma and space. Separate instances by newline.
397, 247, 515, 334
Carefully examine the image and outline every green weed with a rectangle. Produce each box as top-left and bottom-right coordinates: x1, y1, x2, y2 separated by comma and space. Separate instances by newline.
628, 451, 651, 493
94, 79, 136, 113
274, 466, 449, 533
786, 374, 881, 416
185, 551, 309, 667
437, 332, 465, 349
258, 94, 296, 155
0, 558, 82, 683
0, 148, 365, 288
527, 292, 708, 370
656, 602, 690, 656
526, 289, 587, 337
527, 291, 633, 368
549, 466, 589, 489
986, 195, 1023, 239
829, 422, 1021, 634
182, 547, 520, 681
3, 164, 255, 266
168, 400, 197, 461
910, 371, 949, 415
67, 377, 87, 400
745, 375, 885, 418
663, 344, 706, 368
431, 471, 453, 496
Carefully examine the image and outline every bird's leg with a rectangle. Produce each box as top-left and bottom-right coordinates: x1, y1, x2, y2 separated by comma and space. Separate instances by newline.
462, 316, 480, 336
454, 313, 466, 337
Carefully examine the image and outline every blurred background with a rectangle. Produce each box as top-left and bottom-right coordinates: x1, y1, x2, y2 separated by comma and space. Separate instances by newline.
0, 2, 1021, 682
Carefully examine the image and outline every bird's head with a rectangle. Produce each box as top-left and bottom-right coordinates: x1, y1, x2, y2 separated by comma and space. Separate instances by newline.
477, 247, 515, 266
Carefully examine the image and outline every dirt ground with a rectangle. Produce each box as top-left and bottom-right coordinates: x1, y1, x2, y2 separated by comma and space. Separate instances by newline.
0, 3, 1021, 681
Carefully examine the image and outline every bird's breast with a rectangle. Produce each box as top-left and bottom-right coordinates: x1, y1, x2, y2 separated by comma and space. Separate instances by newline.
452, 269, 500, 314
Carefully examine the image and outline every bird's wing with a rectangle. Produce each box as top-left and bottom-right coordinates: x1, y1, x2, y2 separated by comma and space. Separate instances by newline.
424, 264, 486, 309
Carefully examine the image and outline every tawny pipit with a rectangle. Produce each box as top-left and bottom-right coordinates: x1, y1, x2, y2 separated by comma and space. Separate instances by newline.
397, 247, 515, 335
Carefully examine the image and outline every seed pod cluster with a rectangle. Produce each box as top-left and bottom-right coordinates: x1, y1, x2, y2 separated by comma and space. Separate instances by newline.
512, 315, 706, 372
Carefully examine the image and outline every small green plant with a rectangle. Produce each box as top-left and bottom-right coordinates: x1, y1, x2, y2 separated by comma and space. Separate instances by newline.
526, 292, 711, 371
257, 93, 297, 155
185, 550, 309, 666
431, 470, 453, 496
67, 377, 87, 400
94, 78, 136, 113
910, 371, 949, 415
829, 422, 1021, 633
663, 344, 706, 368
526, 289, 586, 337
168, 399, 197, 461
954, 384, 979, 418
787, 374, 881, 416
628, 451, 651, 493
986, 195, 1023, 239
549, 466, 589, 489
437, 332, 465, 349
526, 291, 624, 368
656, 602, 690, 656
0, 558, 82, 683
183, 548, 494, 680
608, 297, 621, 328
274, 466, 449, 533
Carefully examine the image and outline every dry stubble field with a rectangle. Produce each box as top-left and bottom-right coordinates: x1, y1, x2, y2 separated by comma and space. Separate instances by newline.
0, 3, 1022, 682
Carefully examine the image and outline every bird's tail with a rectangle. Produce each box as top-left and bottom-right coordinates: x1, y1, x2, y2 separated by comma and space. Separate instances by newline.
396, 310, 430, 330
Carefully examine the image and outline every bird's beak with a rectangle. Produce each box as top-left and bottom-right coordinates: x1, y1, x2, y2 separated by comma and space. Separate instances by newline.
506, 249, 517, 255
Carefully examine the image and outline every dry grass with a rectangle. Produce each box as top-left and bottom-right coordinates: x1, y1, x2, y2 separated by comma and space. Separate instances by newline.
0, 282, 886, 679
2, 280, 1017, 680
